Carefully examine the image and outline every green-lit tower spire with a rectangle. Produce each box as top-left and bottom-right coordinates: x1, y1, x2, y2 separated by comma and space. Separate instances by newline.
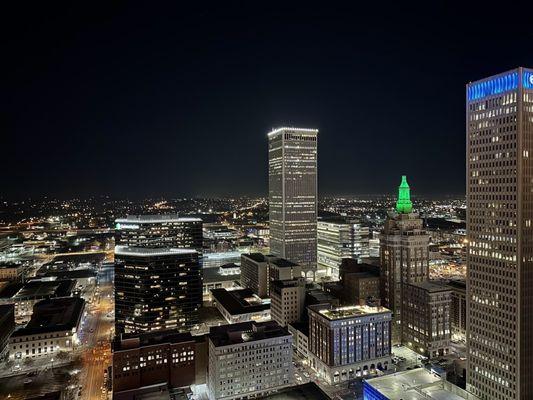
395, 175, 413, 213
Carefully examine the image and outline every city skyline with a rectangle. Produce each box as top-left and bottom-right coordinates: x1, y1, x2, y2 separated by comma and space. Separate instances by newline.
4, 3, 533, 199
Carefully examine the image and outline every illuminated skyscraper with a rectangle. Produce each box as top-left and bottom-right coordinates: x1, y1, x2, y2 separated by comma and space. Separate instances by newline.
268, 127, 318, 279
379, 176, 429, 341
114, 246, 202, 334
466, 67, 533, 399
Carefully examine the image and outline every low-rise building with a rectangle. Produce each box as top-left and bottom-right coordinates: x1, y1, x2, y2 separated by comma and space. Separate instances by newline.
401, 281, 451, 359
363, 368, 479, 400
207, 321, 293, 400
307, 304, 392, 384
202, 264, 241, 302
112, 330, 207, 399
270, 278, 306, 327
0, 262, 23, 282
0, 279, 75, 323
210, 288, 270, 324
0, 304, 15, 359
9, 297, 85, 361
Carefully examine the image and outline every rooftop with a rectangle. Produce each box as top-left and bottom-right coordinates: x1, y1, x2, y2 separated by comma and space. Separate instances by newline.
210, 288, 270, 315
269, 257, 298, 268
209, 320, 289, 347
12, 297, 85, 336
267, 127, 319, 137
311, 304, 391, 321
263, 382, 328, 400
115, 214, 202, 224
406, 280, 452, 293
364, 368, 478, 400
242, 253, 267, 263
2, 279, 75, 300
115, 245, 197, 257
113, 330, 196, 352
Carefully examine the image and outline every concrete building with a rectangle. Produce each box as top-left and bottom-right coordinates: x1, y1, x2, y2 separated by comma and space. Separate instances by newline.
9, 297, 85, 361
363, 368, 479, 400
240, 253, 268, 297
317, 219, 369, 280
448, 279, 466, 342
114, 246, 202, 334
270, 278, 306, 326
115, 215, 203, 253
0, 262, 23, 282
268, 257, 302, 284
0, 304, 15, 360
288, 322, 309, 360
307, 304, 392, 384
466, 67, 533, 399
207, 321, 293, 400
210, 288, 270, 324
202, 264, 241, 302
112, 330, 207, 398
401, 281, 451, 359
380, 176, 429, 340
268, 127, 318, 279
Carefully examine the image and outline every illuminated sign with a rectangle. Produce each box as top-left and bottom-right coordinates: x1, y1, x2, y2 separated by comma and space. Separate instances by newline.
115, 223, 139, 230
468, 70, 533, 101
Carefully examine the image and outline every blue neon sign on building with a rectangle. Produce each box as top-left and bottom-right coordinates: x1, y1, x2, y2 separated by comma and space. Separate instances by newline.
468, 70, 533, 101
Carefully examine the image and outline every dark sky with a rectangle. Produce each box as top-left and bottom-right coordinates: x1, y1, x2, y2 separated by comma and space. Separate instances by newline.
3, 2, 533, 199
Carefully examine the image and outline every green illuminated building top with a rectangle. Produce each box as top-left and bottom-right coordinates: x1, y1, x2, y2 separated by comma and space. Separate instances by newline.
395, 175, 413, 213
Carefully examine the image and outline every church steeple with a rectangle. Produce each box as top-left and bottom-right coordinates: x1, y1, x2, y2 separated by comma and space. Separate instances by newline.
395, 175, 413, 213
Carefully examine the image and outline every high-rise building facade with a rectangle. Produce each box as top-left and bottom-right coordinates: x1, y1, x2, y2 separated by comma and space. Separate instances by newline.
240, 253, 269, 297
114, 246, 202, 334
270, 278, 306, 326
317, 219, 370, 280
268, 127, 318, 278
401, 281, 451, 359
207, 321, 293, 400
115, 215, 203, 253
466, 67, 533, 399
379, 176, 429, 339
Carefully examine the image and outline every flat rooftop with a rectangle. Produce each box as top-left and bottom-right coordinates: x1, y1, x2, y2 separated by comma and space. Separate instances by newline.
263, 382, 328, 399
115, 214, 202, 224
242, 253, 267, 263
115, 245, 197, 257
364, 368, 478, 400
209, 320, 289, 347
406, 280, 452, 293
269, 257, 298, 268
12, 297, 85, 336
210, 288, 269, 315
3, 279, 75, 300
113, 330, 196, 352
312, 304, 391, 321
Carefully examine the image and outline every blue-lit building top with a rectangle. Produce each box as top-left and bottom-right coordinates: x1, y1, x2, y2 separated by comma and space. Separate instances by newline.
467, 68, 533, 102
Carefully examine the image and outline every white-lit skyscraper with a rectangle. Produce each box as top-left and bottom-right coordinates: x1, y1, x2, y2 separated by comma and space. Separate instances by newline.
466, 67, 533, 399
268, 127, 318, 279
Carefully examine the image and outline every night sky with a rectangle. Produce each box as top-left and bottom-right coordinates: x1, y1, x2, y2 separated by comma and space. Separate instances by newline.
4, 2, 533, 199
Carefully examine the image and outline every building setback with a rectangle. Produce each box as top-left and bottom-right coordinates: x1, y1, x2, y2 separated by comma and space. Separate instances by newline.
114, 246, 202, 334
268, 127, 318, 279
307, 304, 392, 384
466, 67, 533, 399
207, 321, 293, 400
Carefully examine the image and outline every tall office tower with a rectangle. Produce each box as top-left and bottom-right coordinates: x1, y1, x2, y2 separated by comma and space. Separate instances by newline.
268, 127, 318, 279
207, 321, 293, 400
466, 68, 533, 399
379, 176, 429, 340
114, 246, 202, 334
317, 218, 370, 280
115, 215, 203, 253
